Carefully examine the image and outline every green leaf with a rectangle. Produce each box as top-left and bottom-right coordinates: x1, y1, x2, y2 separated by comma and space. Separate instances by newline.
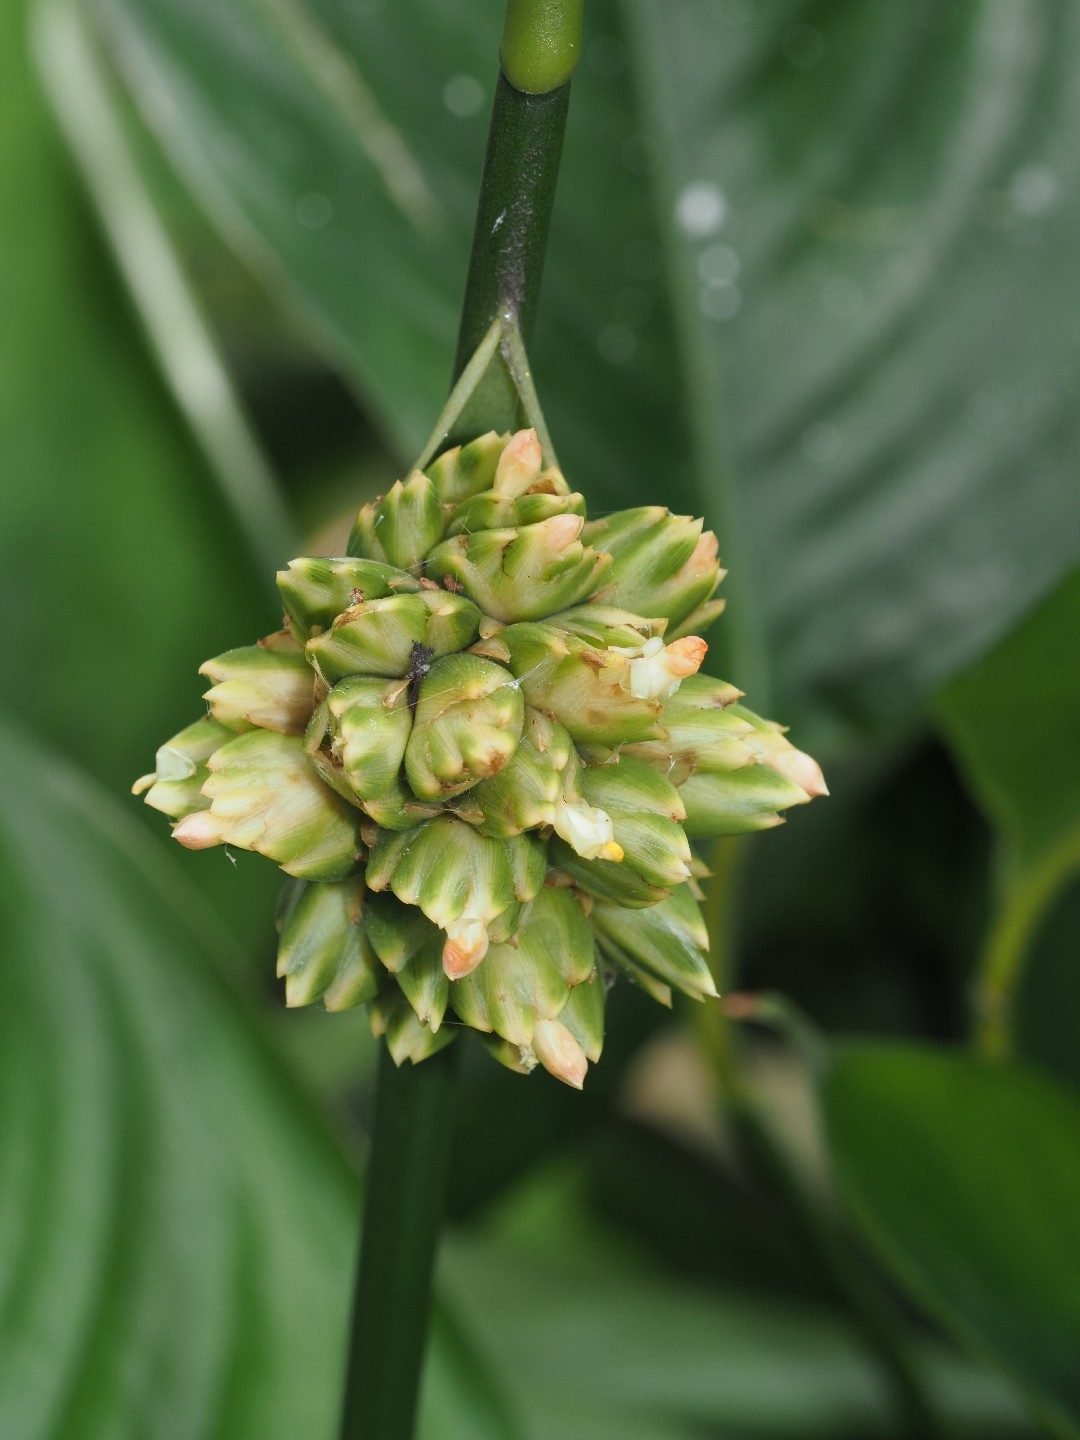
444, 1214, 1028, 1440
1014, 877, 1080, 1092
420, 1295, 524, 1440
33, 0, 294, 579
937, 569, 1080, 1052
625, 1, 1080, 735
825, 1043, 1080, 1439
1, 0, 277, 804
94, 0, 1080, 744
0, 714, 354, 1438
938, 568, 1080, 867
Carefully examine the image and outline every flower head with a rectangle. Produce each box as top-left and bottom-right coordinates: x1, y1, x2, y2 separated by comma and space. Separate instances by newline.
135, 428, 823, 1085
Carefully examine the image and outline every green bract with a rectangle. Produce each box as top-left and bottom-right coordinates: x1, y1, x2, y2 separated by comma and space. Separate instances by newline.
134, 429, 824, 1086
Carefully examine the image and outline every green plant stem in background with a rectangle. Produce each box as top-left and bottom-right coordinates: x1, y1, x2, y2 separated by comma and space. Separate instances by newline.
341, 8, 579, 1437
974, 833, 1080, 1059
701, 861, 946, 1437
340, 1044, 459, 1440
699, 834, 751, 1096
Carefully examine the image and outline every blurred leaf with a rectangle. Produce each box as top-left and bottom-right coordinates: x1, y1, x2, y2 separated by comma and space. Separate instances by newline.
583, 1116, 835, 1305
445, 1220, 1030, 1440
937, 569, 1080, 1051
825, 1043, 1080, 1440
0, 714, 354, 1438
740, 739, 986, 1042
420, 1296, 524, 1440
1013, 876, 1080, 1091
0, 0, 276, 804
0, 713, 526, 1439
938, 568, 1080, 866
33, 0, 293, 579
95, 0, 1080, 743
624, 0, 1080, 734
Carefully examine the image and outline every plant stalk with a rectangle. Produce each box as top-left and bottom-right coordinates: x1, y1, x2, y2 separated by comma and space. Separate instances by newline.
733, 1098, 950, 1440
701, 855, 946, 1436
339, 1043, 459, 1440
973, 832, 1080, 1058
340, 8, 578, 1437
449, 21, 577, 439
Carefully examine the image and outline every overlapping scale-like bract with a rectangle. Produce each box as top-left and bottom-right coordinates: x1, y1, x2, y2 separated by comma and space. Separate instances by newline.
134, 429, 824, 1086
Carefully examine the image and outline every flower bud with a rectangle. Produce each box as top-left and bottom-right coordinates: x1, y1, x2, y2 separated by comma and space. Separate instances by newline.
132, 715, 232, 819
730, 704, 828, 798
365, 817, 545, 977
492, 426, 544, 496
532, 1019, 588, 1089
362, 895, 450, 1032
173, 730, 362, 881
276, 556, 420, 642
555, 757, 692, 905
199, 631, 314, 734
276, 877, 380, 1010
557, 968, 606, 1064
620, 674, 752, 781
587, 507, 724, 629
425, 515, 609, 623
469, 709, 575, 837
480, 623, 663, 747
303, 699, 436, 832
404, 654, 524, 801
369, 992, 457, 1066
348, 470, 448, 571
679, 762, 812, 838
425, 431, 508, 504
451, 888, 595, 1048
592, 885, 717, 1002
364, 889, 437, 971
447, 487, 583, 538
306, 590, 481, 684
324, 675, 413, 809
546, 604, 662, 649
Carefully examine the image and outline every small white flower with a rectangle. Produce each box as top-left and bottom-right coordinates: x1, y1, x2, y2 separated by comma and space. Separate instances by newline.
607, 635, 708, 700
553, 795, 623, 861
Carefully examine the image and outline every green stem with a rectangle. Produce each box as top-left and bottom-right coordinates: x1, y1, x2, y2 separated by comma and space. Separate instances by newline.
339, 1044, 459, 1440
448, 60, 573, 440
500, 0, 583, 95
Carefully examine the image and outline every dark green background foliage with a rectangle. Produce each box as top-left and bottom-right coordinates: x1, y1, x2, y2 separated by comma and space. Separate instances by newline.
4, 0, 1080, 1435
